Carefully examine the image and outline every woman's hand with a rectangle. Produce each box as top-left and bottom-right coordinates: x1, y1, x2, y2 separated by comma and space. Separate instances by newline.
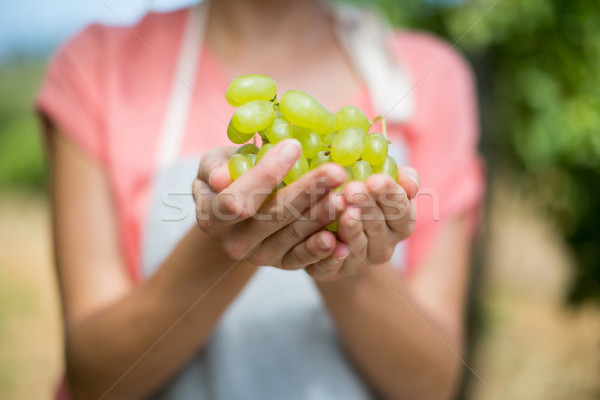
192, 139, 348, 270
306, 169, 419, 281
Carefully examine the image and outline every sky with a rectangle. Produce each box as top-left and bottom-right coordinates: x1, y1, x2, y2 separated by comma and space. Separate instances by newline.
0, 0, 462, 61
0, 0, 199, 59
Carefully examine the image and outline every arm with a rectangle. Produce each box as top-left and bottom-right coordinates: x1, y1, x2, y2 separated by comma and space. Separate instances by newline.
52, 133, 346, 399
307, 35, 480, 397
306, 171, 471, 400
51, 131, 257, 399
317, 216, 471, 400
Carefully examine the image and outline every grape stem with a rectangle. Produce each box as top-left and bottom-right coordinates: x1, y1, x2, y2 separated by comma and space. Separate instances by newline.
258, 131, 269, 144
371, 116, 387, 139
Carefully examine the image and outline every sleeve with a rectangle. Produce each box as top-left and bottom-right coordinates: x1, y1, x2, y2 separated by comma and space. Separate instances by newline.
423, 48, 483, 220
392, 32, 485, 271
36, 24, 107, 164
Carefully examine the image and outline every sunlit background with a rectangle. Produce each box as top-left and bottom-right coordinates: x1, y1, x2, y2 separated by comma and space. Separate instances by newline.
0, 0, 599, 399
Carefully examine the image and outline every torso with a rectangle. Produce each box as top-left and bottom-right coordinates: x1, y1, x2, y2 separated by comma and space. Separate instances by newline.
205, 5, 363, 111
42, 4, 458, 279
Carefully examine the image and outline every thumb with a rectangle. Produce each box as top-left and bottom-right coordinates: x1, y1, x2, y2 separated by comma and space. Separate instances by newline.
398, 166, 419, 200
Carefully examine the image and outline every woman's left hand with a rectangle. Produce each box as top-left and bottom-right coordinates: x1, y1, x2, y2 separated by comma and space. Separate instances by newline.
306, 168, 419, 281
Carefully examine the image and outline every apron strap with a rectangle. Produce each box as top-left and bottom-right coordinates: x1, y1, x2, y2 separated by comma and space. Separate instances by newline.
157, 1, 412, 168
156, 2, 209, 169
331, 5, 415, 123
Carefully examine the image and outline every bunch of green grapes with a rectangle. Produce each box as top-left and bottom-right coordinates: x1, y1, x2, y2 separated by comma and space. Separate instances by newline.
226, 74, 399, 187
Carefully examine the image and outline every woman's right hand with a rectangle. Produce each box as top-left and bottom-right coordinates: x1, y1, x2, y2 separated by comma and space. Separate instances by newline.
192, 139, 348, 270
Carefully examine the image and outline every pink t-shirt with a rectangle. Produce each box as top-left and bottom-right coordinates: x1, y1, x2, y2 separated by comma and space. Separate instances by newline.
37, 8, 483, 282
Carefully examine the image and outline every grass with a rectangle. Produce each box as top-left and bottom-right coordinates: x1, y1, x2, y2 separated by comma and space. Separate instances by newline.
0, 59, 51, 393
0, 60, 48, 192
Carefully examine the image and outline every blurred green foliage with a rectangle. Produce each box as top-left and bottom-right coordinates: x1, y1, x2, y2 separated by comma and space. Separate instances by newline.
358, 0, 600, 302
0, 61, 47, 192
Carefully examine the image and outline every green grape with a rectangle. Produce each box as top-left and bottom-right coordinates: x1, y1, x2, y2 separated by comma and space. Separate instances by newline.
325, 220, 338, 233
225, 88, 241, 107
330, 167, 352, 193
265, 117, 292, 144
256, 143, 274, 164
236, 143, 259, 155
361, 133, 388, 166
279, 90, 334, 134
310, 151, 332, 170
311, 111, 336, 136
334, 105, 371, 134
226, 74, 277, 105
330, 127, 366, 166
292, 126, 323, 158
228, 154, 253, 180
345, 166, 353, 181
351, 160, 373, 182
323, 131, 338, 146
373, 156, 399, 181
273, 108, 285, 118
232, 100, 274, 133
246, 153, 257, 166
283, 154, 309, 185
227, 120, 255, 144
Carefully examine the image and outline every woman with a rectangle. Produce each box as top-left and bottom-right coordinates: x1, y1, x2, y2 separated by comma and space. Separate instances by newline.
38, 0, 483, 398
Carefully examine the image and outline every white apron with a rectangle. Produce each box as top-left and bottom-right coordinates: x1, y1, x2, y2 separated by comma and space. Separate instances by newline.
141, 3, 415, 399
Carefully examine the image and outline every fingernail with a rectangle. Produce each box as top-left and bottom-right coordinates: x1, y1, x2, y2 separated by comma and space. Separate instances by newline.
371, 177, 386, 192
278, 139, 301, 164
318, 235, 330, 251
337, 246, 349, 260
402, 167, 420, 189
334, 194, 345, 212
208, 165, 223, 187
348, 206, 361, 221
329, 164, 347, 183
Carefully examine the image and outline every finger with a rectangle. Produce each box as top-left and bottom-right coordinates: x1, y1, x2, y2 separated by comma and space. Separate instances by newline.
215, 139, 302, 222
305, 242, 349, 281
228, 163, 347, 244
194, 178, 244, 236
253, 162, 347, 221
208, 164, 234, 194
196, 146, 237, 193
345, 179, 393, 264
248, 190, 345, 265
337, 202, 367, 248
279, 230, 337, 270
397, 166, 419, 200
192, 140, 301, 234
192, 178, 216, 232
197, 139, 302, 231
336, 204, 369, 274
366, 174, 415, 239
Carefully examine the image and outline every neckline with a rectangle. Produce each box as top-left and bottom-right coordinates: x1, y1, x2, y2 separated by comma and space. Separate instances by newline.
201, 41, 369, 115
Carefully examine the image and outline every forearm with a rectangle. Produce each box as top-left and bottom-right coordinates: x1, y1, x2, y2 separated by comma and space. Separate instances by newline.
66, 227, 256, 400
316, 264, 463, 400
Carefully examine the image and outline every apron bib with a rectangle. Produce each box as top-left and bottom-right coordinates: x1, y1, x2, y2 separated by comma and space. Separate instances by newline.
141, 3, 414, 398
